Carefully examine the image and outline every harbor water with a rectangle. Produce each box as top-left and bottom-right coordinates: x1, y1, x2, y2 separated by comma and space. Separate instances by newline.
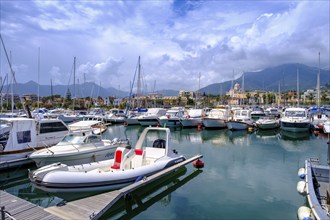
1, 125, 329, 219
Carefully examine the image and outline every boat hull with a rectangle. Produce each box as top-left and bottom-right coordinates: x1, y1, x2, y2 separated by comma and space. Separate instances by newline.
280, 121, 310, 132
30, 156, 186, 193
298, 159, 330, 220
202, 119, 227, 129
227, 121, 252, 130
255, 119, 279, 130
180, 118, 202, 127
158, 119, 182, 127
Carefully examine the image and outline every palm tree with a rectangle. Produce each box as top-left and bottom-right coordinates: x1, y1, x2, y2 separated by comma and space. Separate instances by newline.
245, 92, 251, 105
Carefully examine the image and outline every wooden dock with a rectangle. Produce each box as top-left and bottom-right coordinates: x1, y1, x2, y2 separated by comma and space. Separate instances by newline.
0, 190, 61, 220
44, 154, 203, 220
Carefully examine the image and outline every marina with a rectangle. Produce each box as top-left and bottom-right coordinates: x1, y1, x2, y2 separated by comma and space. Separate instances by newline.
1, 124, 330, 219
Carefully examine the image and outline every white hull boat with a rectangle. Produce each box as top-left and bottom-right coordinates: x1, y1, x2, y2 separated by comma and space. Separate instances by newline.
227, 120, 253, 130
280, 108, 310, 132
255, 117, 280, 130
0, 118, 69, 170
125, 117, 140, 125
29, 127, 186, 193
137, 108, 167, 126
180, 117, 202, 127
227, 109, 254, 131
180, 109, 203, 128
202, 108, 229, 129
158, 108, 185, 127
29, 133, 129, 167
202, 118, 227, 129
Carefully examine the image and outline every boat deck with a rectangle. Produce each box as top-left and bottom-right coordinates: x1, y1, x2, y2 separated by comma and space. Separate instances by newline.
0, 190, 61, 220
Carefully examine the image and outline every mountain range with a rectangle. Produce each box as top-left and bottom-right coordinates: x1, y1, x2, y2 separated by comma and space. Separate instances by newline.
1, 63, 329, 98
201, 63, 329, 95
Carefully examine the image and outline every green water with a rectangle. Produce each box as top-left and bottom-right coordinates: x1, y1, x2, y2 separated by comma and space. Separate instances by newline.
1, 125, 329, 219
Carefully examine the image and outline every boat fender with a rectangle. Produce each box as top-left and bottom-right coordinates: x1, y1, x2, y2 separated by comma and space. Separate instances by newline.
197, 124, 202, 130
124, 121, 128, 126
186, 115, 190, 119
193, 159, 204, 169
135, 175, 144, 183
297, 206, 314, 220
296, 181, 307, 195
298, 168, 305, 179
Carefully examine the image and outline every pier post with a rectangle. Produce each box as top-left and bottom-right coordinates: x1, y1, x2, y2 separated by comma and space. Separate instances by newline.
1, 206, 5, 220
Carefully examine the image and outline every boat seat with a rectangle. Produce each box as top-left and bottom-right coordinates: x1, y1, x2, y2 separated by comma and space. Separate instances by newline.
152, 139, 166, 149
111, 148, 123, 169
131, 149, 145, 168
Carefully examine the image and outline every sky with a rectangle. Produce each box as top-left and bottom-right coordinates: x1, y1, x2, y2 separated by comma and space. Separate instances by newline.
0, 0, 329, 93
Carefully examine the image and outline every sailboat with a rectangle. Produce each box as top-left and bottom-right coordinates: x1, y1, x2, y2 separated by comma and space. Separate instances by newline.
310, 53, 329, 132
125, 56, 148, 125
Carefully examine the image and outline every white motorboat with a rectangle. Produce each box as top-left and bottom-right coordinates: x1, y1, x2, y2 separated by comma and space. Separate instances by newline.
255, 117, 280, 130
137, 108, 167, 126
124, 108, 148, 126
0, 118, 69, 170
202, 108, 229, 129
264, 107, 281, 118
104, 108, 126, 124
180, 109, 203, 128
158, 107, 185, 127
250, 106, 266, 121
227, 109, 254, 130
29, 133, 129, 167
280, 107, 310, 132
29, 127, 186, 193
309, 109, 329, 132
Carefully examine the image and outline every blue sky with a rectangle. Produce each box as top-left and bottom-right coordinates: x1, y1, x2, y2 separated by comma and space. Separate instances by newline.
0, 0, 329, 92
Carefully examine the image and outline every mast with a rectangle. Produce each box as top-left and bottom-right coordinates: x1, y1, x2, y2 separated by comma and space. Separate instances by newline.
278, 81, 281, 107
196, 72, 201, 108
73, 56, 76, 112
51, 79, 54, 102
37, 47, 40, 111
317, 52, 320, 107
137, 56, 142, 99
10, 51, 14, 115
297, 66, 299, 107
125, 56, 139, 116
242, 71, 245, 105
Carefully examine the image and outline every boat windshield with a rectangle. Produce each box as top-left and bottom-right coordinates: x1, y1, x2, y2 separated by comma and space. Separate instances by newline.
285, 111, 306, 117
60, 134, 86, 144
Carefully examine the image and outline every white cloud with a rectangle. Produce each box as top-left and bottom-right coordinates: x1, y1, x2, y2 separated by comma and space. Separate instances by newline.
0, 0, 329, 93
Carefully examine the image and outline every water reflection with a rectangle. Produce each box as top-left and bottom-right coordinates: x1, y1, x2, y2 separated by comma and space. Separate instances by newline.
255, 129, 280, 139
280, 130, 310, 140
200, 129, 227, 145
102, 166, 202, 219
